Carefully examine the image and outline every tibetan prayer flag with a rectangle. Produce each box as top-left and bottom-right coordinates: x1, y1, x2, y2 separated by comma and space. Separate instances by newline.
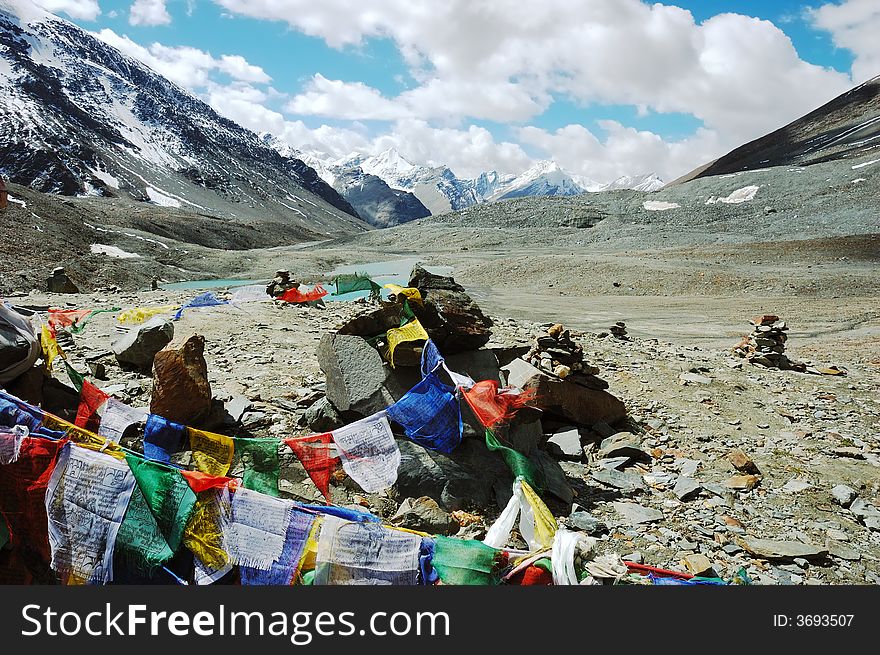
224, 487, 294, 570
420, 339, 476, 389
240, 508, 315, 585
386, 372, 462, 453
234, 437, 280, 497
332, 273, 382, 299
115, 455, 197, 577
485, 429, 542, 492
463, 379, 536, 428
143, 414, 185, 463
181, 470, 234, 493
40, 414, 125, 458
98, 398, 147, 442
173, 292, 228, 320
483, 478, 557, 552
383, 284, 423, 305
45, 444, 136, 584
0, 389, 44, 432
279, 284, 329, 304
117, 306, 179, 325
432, 536, 501, 586
183, 486, 232, 573
188, 428, 234, 477
74, 380, 110, 433
314, 516, 422, 585
63, 360, 86, 392
39, 324, 64, 369
284, 433, 338, 503
331, 412, 400, 493
48, 309, 91, 335
385, 318, 429, 367
0, 433, 66, 584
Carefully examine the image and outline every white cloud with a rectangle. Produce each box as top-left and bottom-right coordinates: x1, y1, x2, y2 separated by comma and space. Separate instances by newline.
810, 0, 880, 83
92, 29, 272, 89
287, 75, 406, 121
35, 0, 100, 20
129, 0, 170, 26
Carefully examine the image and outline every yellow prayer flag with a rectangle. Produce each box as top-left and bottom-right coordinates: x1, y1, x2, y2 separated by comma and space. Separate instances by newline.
294, 517, 323, 584
385, 318, 429, 368
117, 305, 180, 325
40, 324, 64, 369
520, 479, 557, 550
184, 492, 231, 571
40, 414, 126, 459
383, 284, 423, 305
188, 428, 235, 477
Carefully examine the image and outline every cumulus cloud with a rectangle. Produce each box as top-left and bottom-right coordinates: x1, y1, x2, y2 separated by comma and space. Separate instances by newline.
129, 0, 170, 26
35, 0, 100, 20
92, 28, 272, 89
810, 0, 880, 83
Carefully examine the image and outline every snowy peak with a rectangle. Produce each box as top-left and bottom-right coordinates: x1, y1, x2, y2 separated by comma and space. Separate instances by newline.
490, 160, 585, 201
361, 147, 416, 182
599, 173, 666, 192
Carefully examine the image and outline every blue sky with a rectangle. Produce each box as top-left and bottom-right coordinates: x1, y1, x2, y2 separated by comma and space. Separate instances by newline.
45, 0, 874, 180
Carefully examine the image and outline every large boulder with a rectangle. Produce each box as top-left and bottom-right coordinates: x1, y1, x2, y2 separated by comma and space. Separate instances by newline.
112, 317, 174, 372
150, 335, 212, 425
317, 333, 408, 419
408, 265, 493, 353
502, 357, 626, 427
46, 267, 80, 294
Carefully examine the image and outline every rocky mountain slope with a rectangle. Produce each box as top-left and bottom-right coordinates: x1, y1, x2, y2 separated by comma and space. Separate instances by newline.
0, 0, 367, 240
673, 74, 880, 185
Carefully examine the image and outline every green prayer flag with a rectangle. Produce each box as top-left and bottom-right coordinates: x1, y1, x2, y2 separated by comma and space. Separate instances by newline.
332, 273, 382, 299
63, 360, 85, 393
432, 536, 500, 585
116, 455, 197, 576
485, 429, 543, 492
70, 307, 121, 334
235, 438, 281, 497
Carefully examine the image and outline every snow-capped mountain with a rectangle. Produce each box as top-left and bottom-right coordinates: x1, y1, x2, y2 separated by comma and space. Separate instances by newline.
488, 160, 585, 201
596, 173, 666, 192
0, 0, 367, 242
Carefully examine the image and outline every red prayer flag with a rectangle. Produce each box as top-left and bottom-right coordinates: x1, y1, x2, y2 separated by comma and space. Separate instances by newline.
181, 470, 234, 493
0, 436, 67, 584
462, 380, 536, 428
283, 433, 338, 503
47, 309, 92, 336
279, 284, 329, 304
74, 380, 110, 433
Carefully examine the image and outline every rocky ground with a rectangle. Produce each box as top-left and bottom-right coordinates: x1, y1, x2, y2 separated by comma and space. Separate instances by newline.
9, 272, 879, 585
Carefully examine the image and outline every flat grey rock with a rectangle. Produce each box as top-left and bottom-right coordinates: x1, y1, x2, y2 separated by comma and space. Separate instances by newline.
830, 484, 857, 508
673, 476, 702, 501
612, 502, 664, 526
739, 536, 827, 561
592, 469, 647, 493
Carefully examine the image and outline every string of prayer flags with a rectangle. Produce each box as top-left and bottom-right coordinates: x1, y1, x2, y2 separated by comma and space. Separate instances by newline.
386, 372, 462, 453
384, 318, 429, 367
45, 444, 136, 584
279, 284, 329, 304
74, 380, 110, 433
314, 516, 422, 585
234, 437, 280, 497
173, 292, 228, 320
483, 478, 557, 552
188, 428, 234, 477
143, 414, 185, 463
331, 412, 400, 494
98, 398, 148, 443
116, 306, 180, 325
0, 433, 66, 584
239, 508, 315, 585
223, 487, 293, 571
463, 379, 536, 428
47, 309, 91, 335
383, 284, 423, 305
332, 273, 382, 299
485, 429, 543, 492
283, 433, 338, 503
115, 455, 197, 577
431, 536, 502, 586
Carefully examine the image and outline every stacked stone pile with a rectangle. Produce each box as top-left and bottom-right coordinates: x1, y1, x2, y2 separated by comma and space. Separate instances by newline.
733, 314, 806, 372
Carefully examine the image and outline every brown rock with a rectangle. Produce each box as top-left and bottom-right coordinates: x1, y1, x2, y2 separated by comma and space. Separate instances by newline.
502, 357, 626, 426
682, 554, 715, 576
750, 314, 779, 326
150, 335, 212, 425
724, 474, 761, 491
727, 448, 761, 475
547, 323, 564, 338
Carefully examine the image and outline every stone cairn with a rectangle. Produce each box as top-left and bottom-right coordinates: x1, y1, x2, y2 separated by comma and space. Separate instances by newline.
526, 323, 600, 381
733, 314, 806, 371
609, 321, 629, 340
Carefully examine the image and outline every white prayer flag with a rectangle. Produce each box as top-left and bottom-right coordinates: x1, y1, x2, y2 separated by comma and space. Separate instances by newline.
223, 487, 294, 570
331, 412, 400, 493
